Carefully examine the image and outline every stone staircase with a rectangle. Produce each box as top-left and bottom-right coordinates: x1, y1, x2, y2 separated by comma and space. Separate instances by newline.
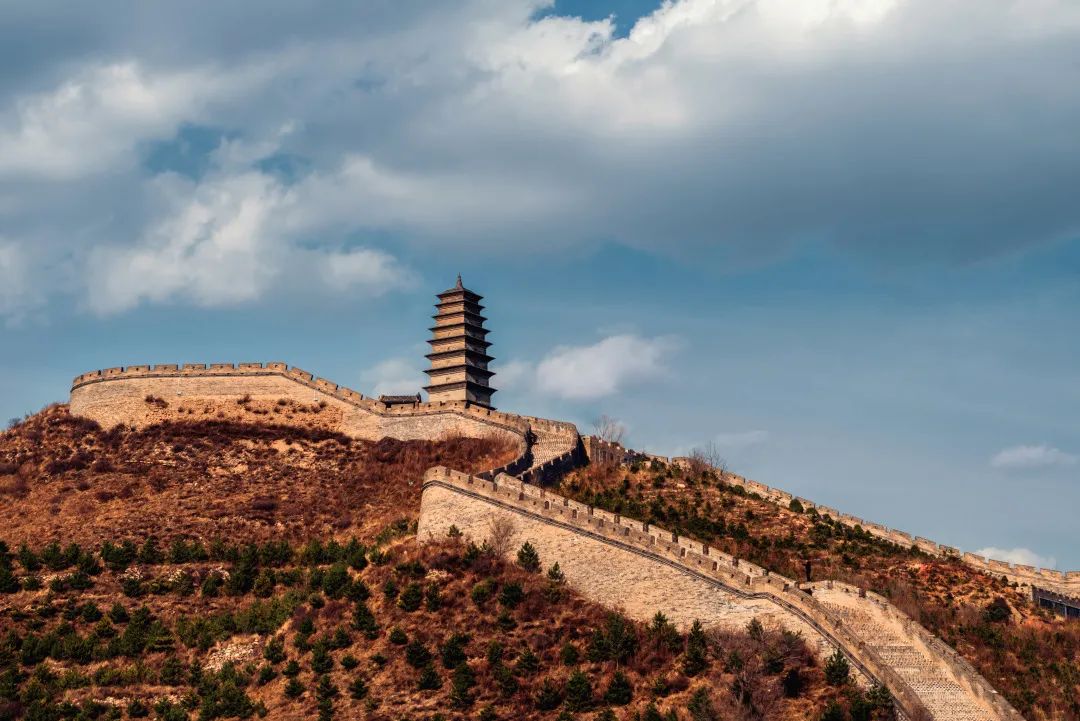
813, 585, 1014, 721
529, 428, 575, 467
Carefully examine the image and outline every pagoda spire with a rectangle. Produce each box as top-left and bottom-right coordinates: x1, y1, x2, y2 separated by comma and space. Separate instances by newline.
423, 277, 496, 408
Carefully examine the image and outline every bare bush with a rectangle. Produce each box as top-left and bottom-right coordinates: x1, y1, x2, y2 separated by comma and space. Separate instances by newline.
688, 442, 726, 477
592, 415, 626, 444
487, 515, 517, 557
711, 621, 789, 720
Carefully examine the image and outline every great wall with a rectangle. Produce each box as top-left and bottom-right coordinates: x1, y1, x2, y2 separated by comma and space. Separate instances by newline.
64, 359, 1078, 719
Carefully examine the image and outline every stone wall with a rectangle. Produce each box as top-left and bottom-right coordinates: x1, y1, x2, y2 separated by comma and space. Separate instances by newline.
639, 452, 1079, 597
419, 468, 1027, 720
810, 581, 1023, 721
581, 436, 650, 467
69, 362, 533, 456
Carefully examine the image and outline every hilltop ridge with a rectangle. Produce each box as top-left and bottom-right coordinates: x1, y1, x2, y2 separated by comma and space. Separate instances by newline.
1, 406, 887, 721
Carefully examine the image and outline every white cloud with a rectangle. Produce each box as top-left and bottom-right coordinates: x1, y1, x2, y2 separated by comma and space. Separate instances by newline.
975, 546, 1057, 569
714, 430, 770, 449
319, 248, 416, 295
0, 63, 210, 180
989, 444, 1077, 470
4, 0, 1080, 318
86, 171, 287, 313
536, 334, 672, 400
493, 359, 534, 393
361, 358, 426, 397
84, 166, 415, 314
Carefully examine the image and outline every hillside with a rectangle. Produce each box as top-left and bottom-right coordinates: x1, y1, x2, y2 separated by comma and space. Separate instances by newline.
558, 461, 1080, 720
0, 405, 518, 546
0, 407, 890, 721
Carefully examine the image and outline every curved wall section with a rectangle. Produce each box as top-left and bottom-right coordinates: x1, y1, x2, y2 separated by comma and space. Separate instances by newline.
69, 362, 534, 452
418, 467, 1023, 721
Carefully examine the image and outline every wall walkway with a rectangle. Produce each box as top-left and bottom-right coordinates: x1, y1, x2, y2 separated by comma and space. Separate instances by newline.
646, 452, 1079, 598
68, 362, 582, 478
418, 468, 1024, 721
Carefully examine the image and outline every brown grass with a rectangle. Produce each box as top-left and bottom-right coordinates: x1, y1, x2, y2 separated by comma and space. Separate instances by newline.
0, 405, 518, 548
561, 462, 1080, 720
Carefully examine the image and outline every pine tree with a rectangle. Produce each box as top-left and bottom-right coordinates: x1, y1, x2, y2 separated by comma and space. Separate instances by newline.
0, 566, 19, 593
449, 662, 476, 708
440, 634, 470, 669
648, 612, 682, 653
516, 647, 540, 676
824, 649, 850, 686
284, 678, 304, 699
137, 537, 163, 565
398, 582, 423, 611
534, 678, 563, 711
686, 688, 717, 721
417, 664, 442, 691
642, 702, 664, 721
565, 670, 593, 712
316, 674, 338, 721
517, 542, 541, 572
348, 676, 368, 700
311, 642, 334, 674
352, 601, 379, 639
406, 640, 432, 668
264, 635, 286, 664
820, 701, 845, 721
682, 620, 709, 676
603, 671, 632, 706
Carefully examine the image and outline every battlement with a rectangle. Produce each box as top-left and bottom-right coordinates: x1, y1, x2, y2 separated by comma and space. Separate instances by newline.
636, 455, 1080, 597
70, 361, 535, 431
419, 467, 1022, 720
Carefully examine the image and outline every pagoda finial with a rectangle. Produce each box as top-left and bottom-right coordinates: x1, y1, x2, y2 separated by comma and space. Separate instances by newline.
455, 273, 463, 289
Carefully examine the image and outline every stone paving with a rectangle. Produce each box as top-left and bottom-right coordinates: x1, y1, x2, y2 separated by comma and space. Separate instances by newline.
815, 587, 997, 721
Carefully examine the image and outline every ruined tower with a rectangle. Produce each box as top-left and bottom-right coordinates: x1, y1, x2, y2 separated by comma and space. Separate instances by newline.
424, 275, 496, 408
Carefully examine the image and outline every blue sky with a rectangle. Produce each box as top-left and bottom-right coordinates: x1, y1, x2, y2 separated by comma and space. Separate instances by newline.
1, 0, 1079, 568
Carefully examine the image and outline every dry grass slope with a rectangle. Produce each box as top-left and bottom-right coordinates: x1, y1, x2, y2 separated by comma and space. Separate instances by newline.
0, 405, 518, 546
560, 460, 1080, 720
0, 406, 889, 721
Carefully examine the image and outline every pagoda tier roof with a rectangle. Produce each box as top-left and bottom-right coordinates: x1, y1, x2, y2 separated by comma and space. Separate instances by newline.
436, 287, 482, 302
431, 309, 488, 323
423, 379, 497, 396
424, 364, 495, 380
428, 330, 491, 342
435, 298, 485, 311
425, 348, 494, 363
428, 343, 492, 356
427, 325, 489, 337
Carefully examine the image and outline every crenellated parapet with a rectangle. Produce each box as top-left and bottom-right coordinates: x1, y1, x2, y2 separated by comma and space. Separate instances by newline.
419, 466, 1022, 720
635, 459, 1080, 598
68, 361, 559, 476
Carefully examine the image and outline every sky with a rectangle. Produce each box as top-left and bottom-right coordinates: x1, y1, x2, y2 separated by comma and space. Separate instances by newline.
1, 0, 1079, 568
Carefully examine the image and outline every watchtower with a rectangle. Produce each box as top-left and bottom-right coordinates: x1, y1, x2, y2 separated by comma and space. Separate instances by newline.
424, 275, 496, 408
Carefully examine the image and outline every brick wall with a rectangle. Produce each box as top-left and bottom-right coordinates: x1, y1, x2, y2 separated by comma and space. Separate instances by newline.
69, 362, 531, 451
416, 468, 1012, 720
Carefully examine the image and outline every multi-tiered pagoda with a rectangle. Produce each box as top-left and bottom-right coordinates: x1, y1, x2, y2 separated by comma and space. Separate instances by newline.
424, 276, 496, 408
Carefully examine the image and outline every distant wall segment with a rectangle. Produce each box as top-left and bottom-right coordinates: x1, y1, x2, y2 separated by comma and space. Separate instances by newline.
636, 449, 1080, 597
69, 362, 539, 458
719, 472, 1080, 597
